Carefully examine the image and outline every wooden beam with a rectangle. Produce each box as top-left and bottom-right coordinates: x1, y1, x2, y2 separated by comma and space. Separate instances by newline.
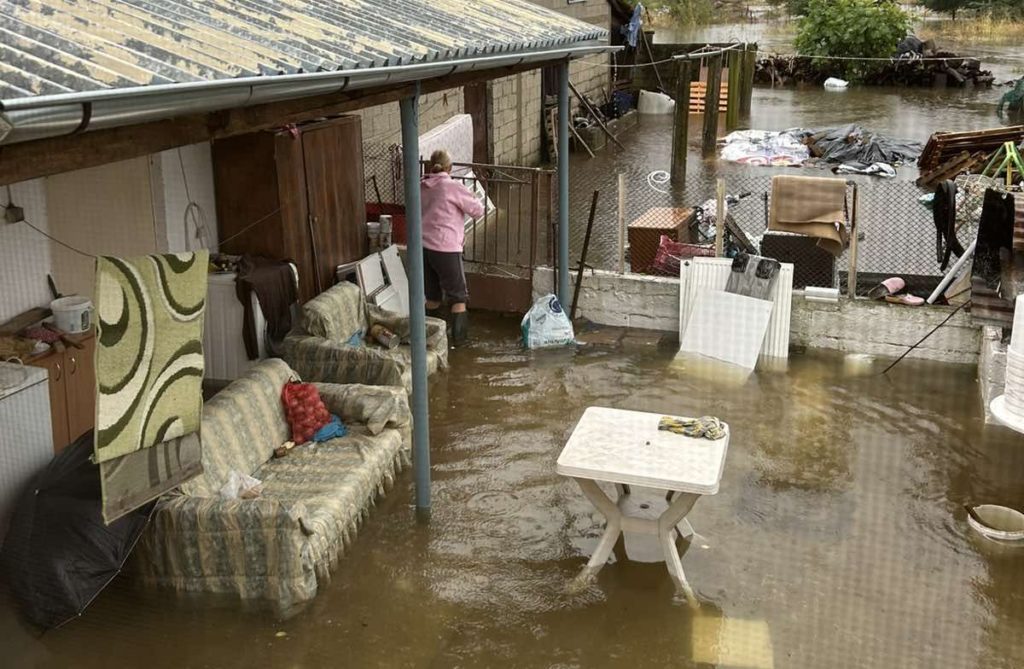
702, 53, 723, 158
740, 44, 757, 116
670, 58, 693, 185
0, 61, 547, 185
726, 49, 742, 131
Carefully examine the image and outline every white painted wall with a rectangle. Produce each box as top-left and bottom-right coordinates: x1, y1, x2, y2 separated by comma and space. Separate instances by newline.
0, 142, 219, 325
0, 180, 51, 323
531, 266, 982, 364
152, 143, 219, 253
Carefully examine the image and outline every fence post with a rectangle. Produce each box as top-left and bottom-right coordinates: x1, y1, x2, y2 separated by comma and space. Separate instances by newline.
617, 172, 626, 273
726, 48, 741, 131
714, 178, 726, 257
847, 184, 859, 299
702, 53, 723, 157
671, 58, 693, 185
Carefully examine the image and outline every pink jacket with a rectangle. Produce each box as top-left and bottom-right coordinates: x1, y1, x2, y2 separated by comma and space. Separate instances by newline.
420, 172, 484, 252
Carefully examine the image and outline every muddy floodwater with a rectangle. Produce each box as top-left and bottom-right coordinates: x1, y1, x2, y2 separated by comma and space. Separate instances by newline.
4, 314, 1024, 668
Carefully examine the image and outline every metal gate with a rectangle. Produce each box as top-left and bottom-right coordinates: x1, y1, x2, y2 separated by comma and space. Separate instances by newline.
454, 161, 552, 313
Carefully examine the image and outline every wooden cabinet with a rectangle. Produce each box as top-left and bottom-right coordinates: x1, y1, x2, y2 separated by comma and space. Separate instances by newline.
213, 116, 367, 303
27, 332, 96, 453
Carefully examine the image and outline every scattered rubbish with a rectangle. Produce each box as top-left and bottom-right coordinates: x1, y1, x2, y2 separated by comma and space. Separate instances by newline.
220, 470, 264, 500
916, 150, 988, 189
834, 162, 896, 178
807, 125, 921, 167
725, 254, 781, 301
658, 415, 726, 440
275, 631, 289, 638
804, 286, 839, 303
720, 126, 919, 170
867, 277, 922, 305
823, 77, 848, 89
521, 295, 575, 349
998, 77, 1024, 115
720, 129, 810, 166
966, 504, 1024, 543
918, 126, 1024, 172
637, 90, 675, 115
756, 42, 993, 88
0, 434, 154, 630
369, 323, 400, 349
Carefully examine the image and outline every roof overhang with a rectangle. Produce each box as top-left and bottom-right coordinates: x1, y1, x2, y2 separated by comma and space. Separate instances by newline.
0, 44, 617, 146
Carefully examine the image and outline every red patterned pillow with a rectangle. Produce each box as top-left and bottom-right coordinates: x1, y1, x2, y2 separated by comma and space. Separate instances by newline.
281, 381, 331, 444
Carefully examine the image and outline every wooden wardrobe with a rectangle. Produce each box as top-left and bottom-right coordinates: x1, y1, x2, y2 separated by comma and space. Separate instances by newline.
212, 116, 367, 303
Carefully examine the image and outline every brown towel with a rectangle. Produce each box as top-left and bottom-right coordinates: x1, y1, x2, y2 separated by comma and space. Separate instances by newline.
236, 256, 297, 360
768, 175, 848, 257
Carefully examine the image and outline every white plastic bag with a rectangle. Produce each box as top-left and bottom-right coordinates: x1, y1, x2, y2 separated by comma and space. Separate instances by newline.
521, 294, 575, 349
220, 470, 264, 500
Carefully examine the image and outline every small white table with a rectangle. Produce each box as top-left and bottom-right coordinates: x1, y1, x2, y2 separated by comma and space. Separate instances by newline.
557, 407, 730, 600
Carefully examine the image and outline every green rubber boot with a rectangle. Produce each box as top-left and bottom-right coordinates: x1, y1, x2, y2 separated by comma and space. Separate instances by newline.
451, 311, 469, 345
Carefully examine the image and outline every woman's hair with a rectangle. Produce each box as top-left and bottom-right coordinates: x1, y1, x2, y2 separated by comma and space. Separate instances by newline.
428, 149, 452, 174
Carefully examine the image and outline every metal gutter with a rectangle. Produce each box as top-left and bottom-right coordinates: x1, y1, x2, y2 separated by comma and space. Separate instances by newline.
0, 44, 619, 145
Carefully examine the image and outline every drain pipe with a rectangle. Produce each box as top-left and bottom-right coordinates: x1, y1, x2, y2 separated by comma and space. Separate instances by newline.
400, 85, 431, 517
557, 60, 571, 307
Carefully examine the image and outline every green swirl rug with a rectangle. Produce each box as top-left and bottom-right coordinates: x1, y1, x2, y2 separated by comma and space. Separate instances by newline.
94, 251, 207, 522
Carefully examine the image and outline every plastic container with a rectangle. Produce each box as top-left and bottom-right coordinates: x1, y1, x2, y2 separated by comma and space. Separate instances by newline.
824, 77, 849, 89
967, 504, 1024, 543
637, 90, 675, 115
50, 296, 93, 334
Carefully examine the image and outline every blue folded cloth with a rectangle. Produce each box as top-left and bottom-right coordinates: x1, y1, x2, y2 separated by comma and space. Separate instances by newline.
314, 414, 347, 442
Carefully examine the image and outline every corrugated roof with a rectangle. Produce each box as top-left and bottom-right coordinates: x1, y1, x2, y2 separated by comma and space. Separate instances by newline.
0, 0, 607, 100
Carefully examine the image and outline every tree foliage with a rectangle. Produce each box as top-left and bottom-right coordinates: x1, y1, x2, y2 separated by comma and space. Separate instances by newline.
922, 0, 971, 19
924, 0, 1024, 18
794, 0, 911, 81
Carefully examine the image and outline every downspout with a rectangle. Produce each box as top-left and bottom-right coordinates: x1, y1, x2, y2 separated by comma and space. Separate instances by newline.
557, 60, 571, 307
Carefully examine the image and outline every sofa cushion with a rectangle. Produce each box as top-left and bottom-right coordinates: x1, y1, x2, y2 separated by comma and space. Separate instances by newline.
253, 426, 405, 576
180, 359, 293, 497
302, 282, 369, 342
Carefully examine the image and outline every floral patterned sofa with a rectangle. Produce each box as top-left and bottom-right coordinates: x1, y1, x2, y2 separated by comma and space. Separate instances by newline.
132, 359, 410, 610
283, 281, 448, 393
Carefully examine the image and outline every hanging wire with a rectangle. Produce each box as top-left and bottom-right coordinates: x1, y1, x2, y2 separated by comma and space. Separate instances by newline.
177, 148, 210, 250
19, 219, 95, 258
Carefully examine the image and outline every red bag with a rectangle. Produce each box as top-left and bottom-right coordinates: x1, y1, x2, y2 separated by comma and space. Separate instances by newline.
281, 381, 331, 444
651, 235, 714, 276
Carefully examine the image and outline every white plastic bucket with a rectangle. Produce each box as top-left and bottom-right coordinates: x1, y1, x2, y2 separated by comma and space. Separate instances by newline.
50, 296, 93, 334
967, 504, 1024, 543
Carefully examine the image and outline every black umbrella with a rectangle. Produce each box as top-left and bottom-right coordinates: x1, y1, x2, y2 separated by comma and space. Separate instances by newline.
0, 432, 153, 630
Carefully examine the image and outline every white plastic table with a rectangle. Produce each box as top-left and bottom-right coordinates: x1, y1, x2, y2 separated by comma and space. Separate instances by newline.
557, 407, 730, 600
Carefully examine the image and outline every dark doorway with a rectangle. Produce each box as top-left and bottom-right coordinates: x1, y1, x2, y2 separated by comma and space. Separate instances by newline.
463, 82, 491, 164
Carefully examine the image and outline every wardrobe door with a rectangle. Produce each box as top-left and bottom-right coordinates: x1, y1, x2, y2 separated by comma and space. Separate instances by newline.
301, 116, 366, 299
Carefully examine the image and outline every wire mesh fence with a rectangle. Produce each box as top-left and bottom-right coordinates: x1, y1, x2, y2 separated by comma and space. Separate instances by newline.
557, 167, 992, 299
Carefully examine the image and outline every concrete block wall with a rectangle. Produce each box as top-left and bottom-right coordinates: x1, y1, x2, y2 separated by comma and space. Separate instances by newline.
490, 70, 543, 165
356, 88, 465, 152
532, 267, 983, 365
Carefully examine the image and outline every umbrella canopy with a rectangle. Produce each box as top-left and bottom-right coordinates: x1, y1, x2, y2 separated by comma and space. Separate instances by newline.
0, 432, 153, 630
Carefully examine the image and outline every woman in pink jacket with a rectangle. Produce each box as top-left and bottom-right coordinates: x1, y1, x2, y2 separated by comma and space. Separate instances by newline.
420, 149, 484, 344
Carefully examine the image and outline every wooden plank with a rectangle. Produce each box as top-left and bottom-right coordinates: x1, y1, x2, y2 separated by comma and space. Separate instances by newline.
740, 45, 756, 116
726, 49, 742, 131
702, 53, 723, 157
0, 61, 547, 185
671, 58, 693, 185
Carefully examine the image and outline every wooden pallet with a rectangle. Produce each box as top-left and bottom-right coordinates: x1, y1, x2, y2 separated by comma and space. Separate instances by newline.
915, 150, 989, 189
918, 125, 1024, 171
688, 81, 729, 114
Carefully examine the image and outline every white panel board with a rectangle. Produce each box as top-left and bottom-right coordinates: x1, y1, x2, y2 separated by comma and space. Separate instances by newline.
679, 288, 774, 370
356, 253, 386, 298
380, 245, 410, 316
680, 257, 793, 359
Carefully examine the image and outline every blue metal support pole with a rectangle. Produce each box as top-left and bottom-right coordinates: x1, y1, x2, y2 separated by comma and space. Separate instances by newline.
557, 60, 571, 307
400, 86, 431, 514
